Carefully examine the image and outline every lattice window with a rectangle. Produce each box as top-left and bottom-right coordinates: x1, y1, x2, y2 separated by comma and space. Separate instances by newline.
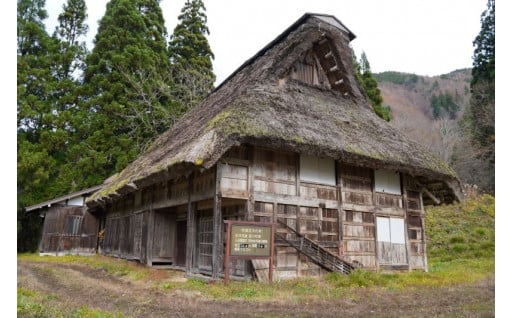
198, 216, 213, 270
64, 216, 82, 236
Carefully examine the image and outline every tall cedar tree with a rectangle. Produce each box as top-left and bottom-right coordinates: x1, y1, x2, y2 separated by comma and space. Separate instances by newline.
458, 0, 495, 193
353, 51, 391, 121
80, 0, 174, 187
469, 0, 495, 150
51, 0, 89, 193
169, 0, 215, 109
452, 0, 494, 193
17, 0, 56, 251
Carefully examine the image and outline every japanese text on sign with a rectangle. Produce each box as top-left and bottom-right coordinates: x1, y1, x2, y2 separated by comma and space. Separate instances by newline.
230, 225, 271, 257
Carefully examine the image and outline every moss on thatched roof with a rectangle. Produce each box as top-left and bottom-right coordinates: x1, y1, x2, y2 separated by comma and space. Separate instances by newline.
87, 13, 461, 207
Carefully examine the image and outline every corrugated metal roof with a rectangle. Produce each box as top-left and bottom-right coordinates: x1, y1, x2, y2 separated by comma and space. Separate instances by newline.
25, 185, 102, 212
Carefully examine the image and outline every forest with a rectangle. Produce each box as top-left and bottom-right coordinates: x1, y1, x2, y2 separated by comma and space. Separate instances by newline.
17, 0, 495, 252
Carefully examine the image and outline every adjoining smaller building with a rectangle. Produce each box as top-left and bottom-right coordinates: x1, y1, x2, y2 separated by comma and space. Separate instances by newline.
25, 185, 102, 256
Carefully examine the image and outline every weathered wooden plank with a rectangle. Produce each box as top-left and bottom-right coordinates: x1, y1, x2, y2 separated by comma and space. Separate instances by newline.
251, 259, 271, 282
254, 192, 338, 209
377, 241, 407, 265
221, 178, 248, 191
374, 207, 406, 216
341, 192, 373, 206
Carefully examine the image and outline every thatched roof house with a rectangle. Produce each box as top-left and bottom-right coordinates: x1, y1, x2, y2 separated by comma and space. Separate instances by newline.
86, 13, 462, 278
88, 13, 461, 208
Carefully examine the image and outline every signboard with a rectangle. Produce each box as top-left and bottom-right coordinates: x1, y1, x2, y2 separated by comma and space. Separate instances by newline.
230, 224, 272, 257
224, 220, 275, 284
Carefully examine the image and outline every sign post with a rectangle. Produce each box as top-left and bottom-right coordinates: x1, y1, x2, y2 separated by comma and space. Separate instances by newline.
224, 220, 275, 284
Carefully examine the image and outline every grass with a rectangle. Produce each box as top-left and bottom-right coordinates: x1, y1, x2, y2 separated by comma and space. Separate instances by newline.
425, 193, 495, 262
18, 194, 495, 312
18, 253, 151, 281
18, 287, 124, 318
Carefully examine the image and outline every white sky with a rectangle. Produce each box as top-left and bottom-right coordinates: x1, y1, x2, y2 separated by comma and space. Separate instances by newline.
44, 0, 489, 86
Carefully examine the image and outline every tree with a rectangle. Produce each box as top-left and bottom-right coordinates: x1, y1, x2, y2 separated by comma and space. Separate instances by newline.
469, 0, 495, 150
17, 0, 57, 252
168, 0, 215, 109
78, 0, 175, 186
471, 0, 495, 86
430, 91, 459, 120
453, 0, 495, 193
353, 51, 391, 121
53, 0, 88, 78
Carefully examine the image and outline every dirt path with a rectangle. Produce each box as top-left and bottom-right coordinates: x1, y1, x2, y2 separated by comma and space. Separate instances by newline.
17, 260, 495, 317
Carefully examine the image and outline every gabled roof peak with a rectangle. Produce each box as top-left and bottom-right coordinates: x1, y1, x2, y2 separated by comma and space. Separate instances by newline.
213, 13, 356, 93
303, 13, 356, 40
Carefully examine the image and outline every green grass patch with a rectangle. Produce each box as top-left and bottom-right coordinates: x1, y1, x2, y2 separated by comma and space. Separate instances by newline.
17, 253, 151, 281
425, 194, 495, 262
17, 287, 124, 318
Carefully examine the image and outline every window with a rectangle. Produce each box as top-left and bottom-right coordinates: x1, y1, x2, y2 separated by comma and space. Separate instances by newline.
64, 216, 82, 235
374, 169, 401, 195
300, 155, 336, 185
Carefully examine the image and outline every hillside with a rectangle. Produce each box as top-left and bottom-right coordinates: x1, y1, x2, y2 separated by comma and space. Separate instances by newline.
375, 69, 472, 164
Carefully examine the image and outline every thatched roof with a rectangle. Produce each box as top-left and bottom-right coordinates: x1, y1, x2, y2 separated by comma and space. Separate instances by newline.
87, 13, 462, 208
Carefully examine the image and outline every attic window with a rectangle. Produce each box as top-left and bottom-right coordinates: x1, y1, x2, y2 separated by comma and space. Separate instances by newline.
300, 155, 336, 186
374, 169, 401, 195
312, 37, 353, 96
290, 50, 330, 87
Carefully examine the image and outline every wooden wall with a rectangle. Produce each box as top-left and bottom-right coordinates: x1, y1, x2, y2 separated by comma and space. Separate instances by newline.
340, 164, 376, 268
101, 145, 428, 278
39, 205, 98, 256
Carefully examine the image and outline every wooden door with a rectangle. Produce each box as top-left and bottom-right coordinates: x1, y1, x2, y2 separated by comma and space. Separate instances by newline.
376, 217, 407, 265
175, 220, 187, 267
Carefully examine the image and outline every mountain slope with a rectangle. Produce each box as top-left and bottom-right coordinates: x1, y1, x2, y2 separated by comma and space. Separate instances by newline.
375, 69, 471, 164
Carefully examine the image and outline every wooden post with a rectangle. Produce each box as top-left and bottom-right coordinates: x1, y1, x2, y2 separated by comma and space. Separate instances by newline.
296, 153, 301, 197
401, 174, 412, 272
247, 145, 255, 222
269, 223, 275, 283
212, 164, 223, 279
224, 221, 232, 284
146, 204, 154, 266
419, 192, 428, 272
186, 175, 196, 275
212, 194, 222, 279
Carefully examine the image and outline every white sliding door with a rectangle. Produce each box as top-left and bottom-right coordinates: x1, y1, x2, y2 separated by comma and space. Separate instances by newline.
376, 217, 407, 265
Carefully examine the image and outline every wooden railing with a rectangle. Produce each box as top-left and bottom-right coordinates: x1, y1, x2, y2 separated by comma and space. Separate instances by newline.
275, 219, 354, 275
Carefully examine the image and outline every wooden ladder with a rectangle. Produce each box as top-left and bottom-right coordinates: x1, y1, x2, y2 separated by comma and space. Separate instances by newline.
275, 219, 354, 275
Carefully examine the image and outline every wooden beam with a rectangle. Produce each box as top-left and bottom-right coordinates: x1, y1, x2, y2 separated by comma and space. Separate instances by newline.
421, 187, 441, 205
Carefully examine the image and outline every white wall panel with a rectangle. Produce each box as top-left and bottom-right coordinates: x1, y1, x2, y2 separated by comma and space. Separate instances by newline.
374, 169, 401, 195
300, 155, 335, 186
